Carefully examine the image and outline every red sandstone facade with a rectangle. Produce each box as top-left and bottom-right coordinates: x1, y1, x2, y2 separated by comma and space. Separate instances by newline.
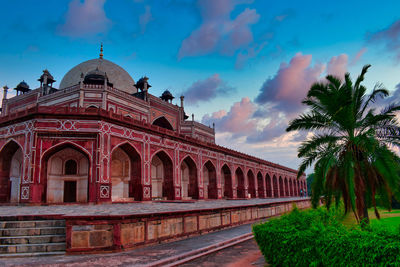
0, 55, 307, 204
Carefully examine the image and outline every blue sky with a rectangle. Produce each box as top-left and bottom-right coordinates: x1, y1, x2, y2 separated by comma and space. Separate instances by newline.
1, 0, 400, 171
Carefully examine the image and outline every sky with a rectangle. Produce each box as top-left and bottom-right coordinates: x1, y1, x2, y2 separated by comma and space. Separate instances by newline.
1, 0, 400, 172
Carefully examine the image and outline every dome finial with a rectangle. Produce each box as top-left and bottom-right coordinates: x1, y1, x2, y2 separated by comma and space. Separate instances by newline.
99, 43, 104, 59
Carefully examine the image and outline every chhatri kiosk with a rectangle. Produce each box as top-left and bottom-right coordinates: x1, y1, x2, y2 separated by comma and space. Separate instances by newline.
0, 46, 307, 205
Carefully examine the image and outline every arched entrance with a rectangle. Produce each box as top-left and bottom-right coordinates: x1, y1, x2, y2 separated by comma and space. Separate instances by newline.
257, 172, 265, 198
0, 141, 23, 203
266, 174, 272, 197
279, 176, 284, 197
273, 175, 278, 197
284, 178, 289, 197
110, 143, 141, 201
247, 170, 256, 198
181, 156, 198, 199
221, 164, 232, 198
152, 117, 173, 130
45, 145, 89, 203
289, 179, 293, 197
236, 167, 245, 198
151, 151, 174, 200
203, 161, 217, 199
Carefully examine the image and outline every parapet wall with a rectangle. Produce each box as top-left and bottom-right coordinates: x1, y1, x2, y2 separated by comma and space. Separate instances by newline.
66, 199, 310, 254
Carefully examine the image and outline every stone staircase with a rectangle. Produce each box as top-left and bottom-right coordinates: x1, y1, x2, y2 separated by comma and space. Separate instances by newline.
0, 219, 66, 257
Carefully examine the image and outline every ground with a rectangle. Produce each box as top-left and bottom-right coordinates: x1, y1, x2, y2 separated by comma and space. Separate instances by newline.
180, 239, 265, 267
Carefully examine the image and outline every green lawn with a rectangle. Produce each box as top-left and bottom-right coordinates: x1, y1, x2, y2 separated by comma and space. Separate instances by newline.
371, 216, 400, 231
341, 208, 400, 228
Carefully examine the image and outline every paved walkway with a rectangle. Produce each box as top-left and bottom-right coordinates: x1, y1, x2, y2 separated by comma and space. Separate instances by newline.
0, 221, 263, 266
0, 197, 305, 217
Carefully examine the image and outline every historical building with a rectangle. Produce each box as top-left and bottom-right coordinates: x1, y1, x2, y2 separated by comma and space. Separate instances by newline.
0, 47, 307, 204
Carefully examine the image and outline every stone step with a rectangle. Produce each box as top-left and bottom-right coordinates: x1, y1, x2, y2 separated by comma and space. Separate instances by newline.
0, 227, 66, 237
0, 220, 65, 229
0, 251, 65, 258
0, 234, 65, 245
0, 242, 66, 254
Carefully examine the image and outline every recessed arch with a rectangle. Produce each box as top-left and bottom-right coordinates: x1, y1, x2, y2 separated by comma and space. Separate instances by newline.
152, 116, 174, 131
235, 167, 245, 198
265, 173, 272, 197
111, 142, 142, 201
257, 171, 265, 198
42, 143, 91, 203
273, 175, 278, 198
0, 140, 23, 203
279, 176, 284, 197
247, 169, 256, 198
151, 150, 174, 200
86, 105, 99, 111
221, 164, 232, 198
181, 156, 199, 199
284, 177, 289, 197
289, 179, 293, 197
203, 160, 217, 199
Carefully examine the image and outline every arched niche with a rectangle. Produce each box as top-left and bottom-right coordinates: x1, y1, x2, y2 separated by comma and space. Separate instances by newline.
0, 141, 23, 203
46, 147, 89, 203
221, 164, 232, 198
203, 161, 217, 199
181, 156, 198, 199
111, 143, 141, 201
151, 151, 174, 200
236, 167, 245, 198
152, 116, 174, 131
247, 170, 256, 198
257, 172, 265, 198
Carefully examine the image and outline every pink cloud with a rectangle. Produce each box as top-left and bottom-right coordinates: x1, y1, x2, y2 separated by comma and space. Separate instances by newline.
326, 54, 348, 78
255, 53, 325, 114
202, 97, 256, 135
58, 0, 111, 38
182, 74, 235, 105
178, 0, 259, 59
351, 47, 367, 65
139, 5, 153, 34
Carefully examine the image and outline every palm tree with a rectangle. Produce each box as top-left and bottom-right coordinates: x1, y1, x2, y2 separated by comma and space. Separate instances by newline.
287, 65, 400, 224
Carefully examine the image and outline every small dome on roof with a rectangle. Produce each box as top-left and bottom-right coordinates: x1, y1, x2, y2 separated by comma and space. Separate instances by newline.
161, 89, 174, 102
83, 67, 113, 86
38, 69, 55, 83
16, 81, 29, 89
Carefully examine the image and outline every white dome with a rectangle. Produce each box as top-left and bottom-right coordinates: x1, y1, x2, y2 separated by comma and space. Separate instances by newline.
59, 58, 137, 94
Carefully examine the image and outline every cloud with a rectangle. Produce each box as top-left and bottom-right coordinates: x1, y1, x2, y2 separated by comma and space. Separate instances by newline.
255, 53, 325, 115
235, 41, 267, 69
139, 5, 153, 33
202, 97, 256, 135
326, 54, 348, 78
350, 47, 367, 65
368, 20, 400, 62
178, 0, 259, 59
58, 0, 111, 38
183, 74, 235, 105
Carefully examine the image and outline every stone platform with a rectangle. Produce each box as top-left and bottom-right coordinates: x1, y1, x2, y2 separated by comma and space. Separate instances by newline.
0, 197, 310, 254
0, 197, 306, 217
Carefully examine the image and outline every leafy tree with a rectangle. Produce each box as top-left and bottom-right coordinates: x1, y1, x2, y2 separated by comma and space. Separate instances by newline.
286, 65, 400, 224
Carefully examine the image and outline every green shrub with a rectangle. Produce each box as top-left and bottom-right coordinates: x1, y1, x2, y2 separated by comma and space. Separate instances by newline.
253, 207, 400, 266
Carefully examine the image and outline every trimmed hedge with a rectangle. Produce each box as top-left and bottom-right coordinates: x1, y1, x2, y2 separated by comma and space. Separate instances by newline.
253, 207, 400, 266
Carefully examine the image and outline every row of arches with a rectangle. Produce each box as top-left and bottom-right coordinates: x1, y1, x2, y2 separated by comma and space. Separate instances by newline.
0, 140, 307, 203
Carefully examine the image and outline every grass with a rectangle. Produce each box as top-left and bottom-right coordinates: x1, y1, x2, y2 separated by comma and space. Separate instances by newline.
341, 208, 400, 229
371, 216, 400, 231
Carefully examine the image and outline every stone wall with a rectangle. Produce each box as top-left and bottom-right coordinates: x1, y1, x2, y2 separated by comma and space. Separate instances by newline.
65, 199, 310, 254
